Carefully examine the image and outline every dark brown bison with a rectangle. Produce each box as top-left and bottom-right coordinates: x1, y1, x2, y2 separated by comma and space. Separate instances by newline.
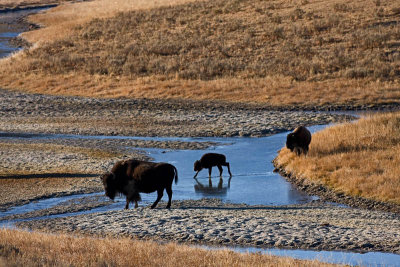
101, 159, 178, 209
193, 153, 232, 178
286, 126, 312, 156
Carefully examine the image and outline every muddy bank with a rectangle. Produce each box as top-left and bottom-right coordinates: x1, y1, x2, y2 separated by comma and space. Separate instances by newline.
273, 164, 400, 215
16, 198, 400, 254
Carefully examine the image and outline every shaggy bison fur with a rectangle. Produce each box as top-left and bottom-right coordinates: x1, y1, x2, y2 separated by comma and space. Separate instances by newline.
286, 126, 312, 156
193, 153, 232, 178
101, 159, 178, 209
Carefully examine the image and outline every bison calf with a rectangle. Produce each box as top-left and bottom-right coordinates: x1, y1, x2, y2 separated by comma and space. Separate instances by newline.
193, 153, 232, 178
101, 159, 178, 209
286, 126, 312, 156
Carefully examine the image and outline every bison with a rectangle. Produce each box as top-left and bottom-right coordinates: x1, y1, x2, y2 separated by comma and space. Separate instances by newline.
101, 159, 178, 209
286, 126, 312, 156
193, 153, 232, 178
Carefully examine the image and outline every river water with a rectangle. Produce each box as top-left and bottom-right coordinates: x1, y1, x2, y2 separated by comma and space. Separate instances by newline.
0, 6, 53, 58
138, 126, 324, 205
1, 8, 399, 267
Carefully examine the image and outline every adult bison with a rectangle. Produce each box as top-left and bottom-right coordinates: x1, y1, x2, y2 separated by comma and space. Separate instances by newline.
101, 159, 178, 209
286, 126, 312, 156
193, 153, 232, 178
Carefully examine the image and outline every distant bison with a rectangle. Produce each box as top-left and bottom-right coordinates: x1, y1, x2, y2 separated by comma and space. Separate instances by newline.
286, 126, 312, 156
193, 153, 232, 178
101, 159, 178, 209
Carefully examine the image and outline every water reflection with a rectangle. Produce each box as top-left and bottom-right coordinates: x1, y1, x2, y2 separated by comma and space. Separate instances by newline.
194, 177, 232, 197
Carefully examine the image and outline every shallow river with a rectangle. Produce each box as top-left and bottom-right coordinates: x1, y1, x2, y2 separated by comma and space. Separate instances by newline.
78, 125, 325, 206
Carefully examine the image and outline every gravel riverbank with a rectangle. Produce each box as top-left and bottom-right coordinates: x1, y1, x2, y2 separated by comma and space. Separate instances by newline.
1, 89, 352, 137
16, 198, 400, 254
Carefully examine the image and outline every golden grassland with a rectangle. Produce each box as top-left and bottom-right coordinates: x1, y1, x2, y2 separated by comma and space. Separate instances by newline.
0, 229, 338, 267
275, 112, 400, 205
0, 0, 399, 106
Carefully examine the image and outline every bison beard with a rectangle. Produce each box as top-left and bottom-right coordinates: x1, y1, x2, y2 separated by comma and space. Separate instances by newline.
101, 159, 178, 209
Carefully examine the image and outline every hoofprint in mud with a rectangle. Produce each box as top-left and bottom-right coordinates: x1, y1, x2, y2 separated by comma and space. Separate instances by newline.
15, 198, 400, 254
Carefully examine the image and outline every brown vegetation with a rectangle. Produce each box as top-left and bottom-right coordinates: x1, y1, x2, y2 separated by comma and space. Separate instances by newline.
0, 0, 399, 107
0, 229, 338, 267
275, 112, 400, 205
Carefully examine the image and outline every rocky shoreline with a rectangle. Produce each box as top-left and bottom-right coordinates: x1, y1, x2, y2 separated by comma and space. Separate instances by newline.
0, 89, 353, 137
15, 198, 400, 254
273, 164, 400, 215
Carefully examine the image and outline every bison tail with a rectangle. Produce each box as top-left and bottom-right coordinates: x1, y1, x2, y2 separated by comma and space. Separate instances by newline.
173, 166, 178, 185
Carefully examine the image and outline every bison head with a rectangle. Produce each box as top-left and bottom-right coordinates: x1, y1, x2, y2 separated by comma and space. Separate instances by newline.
286, 133, 295, 152
194, 160, 202, 172
101, 172, 117, 200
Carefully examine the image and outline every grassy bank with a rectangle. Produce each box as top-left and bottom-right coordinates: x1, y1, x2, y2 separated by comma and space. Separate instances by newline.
0, 229, 338, 267
274, 112, 400, 205
1, 0, 399, 107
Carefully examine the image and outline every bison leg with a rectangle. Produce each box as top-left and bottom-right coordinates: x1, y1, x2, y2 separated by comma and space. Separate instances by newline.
193, 170, 200, 179
166, 186, 172, 209
134, 200, 138, 209
151, 189, 164, 209
217, 165, 223, 176
223, 162, 232, 177
208, 167, 212, 178
125, 198, 130, 209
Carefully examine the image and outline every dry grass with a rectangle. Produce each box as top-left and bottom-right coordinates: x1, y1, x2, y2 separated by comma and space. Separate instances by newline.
0, 229, 338, 267
0, 0, 399, 106
19, 0, 202, 44
275, 112, 400, 205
